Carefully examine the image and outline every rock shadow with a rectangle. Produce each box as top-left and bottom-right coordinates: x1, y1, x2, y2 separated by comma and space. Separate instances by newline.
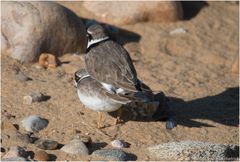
169, 87, 239, 127
89, 142, 108, 154
181, 1, 208, 20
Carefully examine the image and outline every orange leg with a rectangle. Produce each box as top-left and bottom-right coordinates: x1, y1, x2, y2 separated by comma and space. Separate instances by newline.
97, 111, 104, 129
113, 108, 122, 125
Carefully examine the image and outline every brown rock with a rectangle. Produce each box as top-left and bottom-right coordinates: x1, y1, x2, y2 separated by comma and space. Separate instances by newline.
34, 139, 59, 150
1, 1, 87, 63
82, 1, 183, 25
34, 150, 50, 161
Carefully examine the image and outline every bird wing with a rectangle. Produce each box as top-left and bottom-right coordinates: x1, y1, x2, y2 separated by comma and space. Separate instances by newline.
85, 40, 139, 92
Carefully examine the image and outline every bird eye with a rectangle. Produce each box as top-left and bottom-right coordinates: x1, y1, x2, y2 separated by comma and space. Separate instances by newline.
87, 33, 93, 41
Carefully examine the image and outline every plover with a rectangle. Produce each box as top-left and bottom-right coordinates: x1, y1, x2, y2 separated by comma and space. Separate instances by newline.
75, 69, 133, 128
79, 24, 176, 129
85, 24, 148, 95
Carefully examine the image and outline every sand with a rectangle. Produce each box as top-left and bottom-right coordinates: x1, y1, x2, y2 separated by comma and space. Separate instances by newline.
1, 1, 239, 161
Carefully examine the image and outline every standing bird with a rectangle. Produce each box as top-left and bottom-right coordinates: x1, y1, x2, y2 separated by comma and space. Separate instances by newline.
75, 69, 133, 128
78, 24, 154, 128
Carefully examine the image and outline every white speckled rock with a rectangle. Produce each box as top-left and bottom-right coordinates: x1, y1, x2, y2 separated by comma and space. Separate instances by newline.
1, 1, 87, 63
21, 115, 48, 132
148, 141, 239, 161
92, 149, 129, 161
61, 139, 89, 155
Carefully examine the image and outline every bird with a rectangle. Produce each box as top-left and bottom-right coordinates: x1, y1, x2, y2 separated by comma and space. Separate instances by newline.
74, 69, 176, 129
82, 24, 155, 127
77, 24, 176, 129
84, 24, 148, 97
74, 69, 132, 128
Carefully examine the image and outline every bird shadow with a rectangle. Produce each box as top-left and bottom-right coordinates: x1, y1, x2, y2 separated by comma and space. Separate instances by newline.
109, 87, 239, 128
168, 87, 239, 127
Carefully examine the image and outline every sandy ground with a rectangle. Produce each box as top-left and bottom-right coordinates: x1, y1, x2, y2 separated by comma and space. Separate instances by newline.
1, 1, 239, 161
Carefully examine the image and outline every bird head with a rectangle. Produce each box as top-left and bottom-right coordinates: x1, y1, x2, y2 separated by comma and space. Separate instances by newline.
86, 24, 109, 49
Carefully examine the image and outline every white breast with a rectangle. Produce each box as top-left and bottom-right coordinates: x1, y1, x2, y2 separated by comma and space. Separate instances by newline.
77, 89, 122, 112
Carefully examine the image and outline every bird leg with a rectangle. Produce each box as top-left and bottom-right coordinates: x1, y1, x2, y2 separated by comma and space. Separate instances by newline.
113, 108, 122, 125
97, 111, 104, 129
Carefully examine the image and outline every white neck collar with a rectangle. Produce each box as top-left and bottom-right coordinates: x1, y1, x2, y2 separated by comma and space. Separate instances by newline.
87, 36, 109, 49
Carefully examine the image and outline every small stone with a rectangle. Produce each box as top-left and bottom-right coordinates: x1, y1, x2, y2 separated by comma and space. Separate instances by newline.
92, 149, 128, 161
15, 71, 32, 81
61, 139, 89, 155
3, 146, 27, 159
169, 27, 187, 35
12, 131, 34, 144
2, 110, 15, 119
1, 147, 6, 152
34, 139, 59, 150
2, 156, 27, 161
23, 92, 49, 105
111, 140, 129, 148
34, 150, 50, 161
73, 134, 92, 147
21, 115, 49, 132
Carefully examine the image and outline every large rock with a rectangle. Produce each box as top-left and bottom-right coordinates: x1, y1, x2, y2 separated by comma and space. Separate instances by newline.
82, 1, 183, 25
1, 1, 87, 63
148, 141, 239, 161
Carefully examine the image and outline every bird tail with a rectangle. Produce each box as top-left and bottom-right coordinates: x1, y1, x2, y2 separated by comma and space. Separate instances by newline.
120, 90, 155, 103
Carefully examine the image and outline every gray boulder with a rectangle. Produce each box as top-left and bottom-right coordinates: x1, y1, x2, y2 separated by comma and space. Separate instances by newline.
1, 1, 87, 63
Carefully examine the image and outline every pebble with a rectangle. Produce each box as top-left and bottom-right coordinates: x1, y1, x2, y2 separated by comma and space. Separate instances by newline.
21, 115, 48, 132
1, 147, 6, 152
12, 131, 34, 144
15, 71, 32, 81
73, 134, 92, 147
169, 27, 187, 35
92, 149, 128, 161
34, 139, 59, 150
3, 146, 27, 159
34, 150, 50, 161
2, 156, 27, 161
23, 92, 48, 105
61, 139, 89, 155
111, 140, 129, 149
2, 110, 15, 119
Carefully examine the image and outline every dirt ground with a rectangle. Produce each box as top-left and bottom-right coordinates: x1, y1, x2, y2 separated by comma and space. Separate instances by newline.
1, 1, 239, 161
